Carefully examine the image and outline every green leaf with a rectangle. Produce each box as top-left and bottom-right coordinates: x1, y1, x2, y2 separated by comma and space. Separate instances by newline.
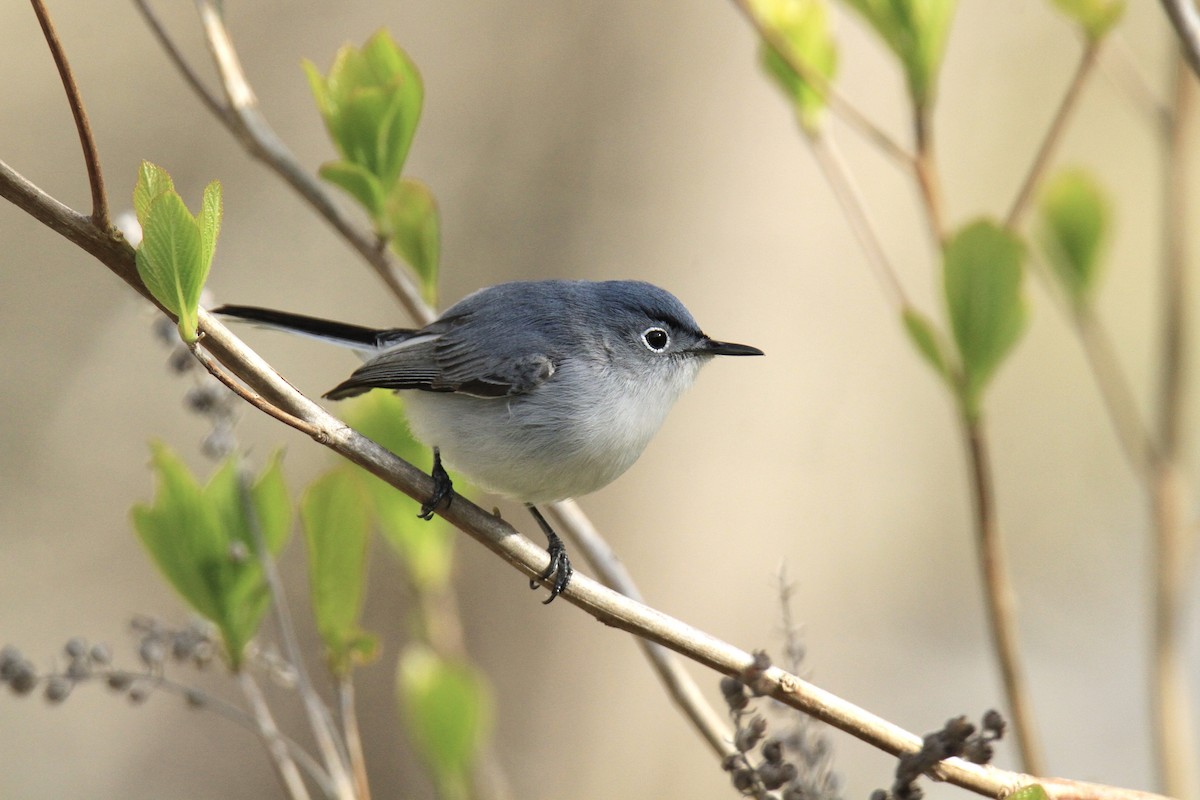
1048, 0, 1124, 40
345, 392, 455, 589
943, 219, 1028, 418
131, 446, 290, 669
397, 645, 492, 798
306, 29, 423, 187
303, 59, 334, 122
1036, 168, 1109, 308
302, 468, 378, 675
1007, 786, 1050, 800
136, 190, 204, 342
366, 30, 423, 184
319, 160, 388, 221
755, 0, 839, 133
132, 443, 226, 623
901, 306, 952, 382
198, 180, 223, 278
386, 179, 440, 305
133, 160, 174, 228
839, 0, 956, 108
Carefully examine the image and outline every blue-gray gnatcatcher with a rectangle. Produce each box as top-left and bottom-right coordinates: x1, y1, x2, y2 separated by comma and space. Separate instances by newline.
216, 279, 762, 602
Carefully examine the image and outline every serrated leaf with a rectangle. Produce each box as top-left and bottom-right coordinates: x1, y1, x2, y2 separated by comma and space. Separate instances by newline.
131, 446, 290, 669
1048, 0, 1124, 40
302, 468, 378, 675
755, 0, 839, 133
345, 392, 455, 589
398, 645, 492, 796
386, 179, 440, 305
901, 306, 952, 382
840, 0, 956, 108
198, 180, 223, 277
944, 219, 1028, 418
1036, 168, 1109, 308
319, 160, 387, 221
136, 190, 203, 342
133, 161, 174, 227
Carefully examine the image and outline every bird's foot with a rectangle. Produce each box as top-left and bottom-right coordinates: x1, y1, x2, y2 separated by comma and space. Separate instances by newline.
527, 505, 573, 604
417, 447, 453, 520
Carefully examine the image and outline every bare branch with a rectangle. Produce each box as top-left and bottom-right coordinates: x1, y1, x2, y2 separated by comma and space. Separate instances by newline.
546, 501, 737, 760
1006, 42, 1102, 229
236, 470, 356, 800
808, 132, 910, 311
961, 420, 1046, 776
239, 672, 317, 800
1149, 51, 1199, 800
29, 0, 109, 228
1159, 0, 1200, 81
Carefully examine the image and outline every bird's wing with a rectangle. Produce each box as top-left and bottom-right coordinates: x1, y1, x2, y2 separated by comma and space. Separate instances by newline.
323, 314, 556, 400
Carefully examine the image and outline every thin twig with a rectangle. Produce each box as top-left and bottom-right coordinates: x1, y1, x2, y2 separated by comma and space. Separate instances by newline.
236, 470, 357, 800
131, 0, 227, 120
1073, 308, 1158, 477
238, 671, 317, 800
1159, 0, 1200, 80
1005, 41, 1102, 229
546, 501, 737, 760
190, 342, 328, 441
961, 419, 1046, 776
1149, 50, 1199, 800
725, 0, 916, 168
808, 132, 909, 310
913, 109, 948, 246
337, 679, 371, 800
29, 0, 109, 228
1102, 35, 1173, 128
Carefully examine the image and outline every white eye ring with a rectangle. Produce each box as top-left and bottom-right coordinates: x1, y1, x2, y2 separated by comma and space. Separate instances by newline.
641, 326, 670, 352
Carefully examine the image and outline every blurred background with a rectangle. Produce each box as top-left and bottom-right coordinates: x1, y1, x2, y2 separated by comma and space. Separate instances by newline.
2, 1, 1197, 798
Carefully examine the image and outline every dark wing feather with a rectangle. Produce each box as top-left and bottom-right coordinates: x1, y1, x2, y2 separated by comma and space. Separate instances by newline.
323, 316, 556, 400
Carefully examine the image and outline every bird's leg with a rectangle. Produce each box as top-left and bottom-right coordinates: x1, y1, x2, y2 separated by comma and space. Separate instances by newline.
526, 505, 573, 604
417, 447, 453, 520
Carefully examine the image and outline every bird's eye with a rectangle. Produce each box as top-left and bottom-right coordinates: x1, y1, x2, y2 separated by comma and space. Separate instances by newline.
641, 327, 670, 352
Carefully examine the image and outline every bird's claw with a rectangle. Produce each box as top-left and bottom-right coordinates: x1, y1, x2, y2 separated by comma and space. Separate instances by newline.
417, 447, 453, 520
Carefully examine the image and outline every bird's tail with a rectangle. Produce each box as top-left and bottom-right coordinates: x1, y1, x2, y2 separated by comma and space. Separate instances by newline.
213, 305, 416, 353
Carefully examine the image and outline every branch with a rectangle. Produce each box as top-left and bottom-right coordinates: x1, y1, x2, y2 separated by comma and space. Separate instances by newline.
0, 159, 1175, 800
1159, 0, 1200, 81
546, 501, 737, 760
236, 469, 356, 800
913, 108, 948, 245
239, 672, 317, 800
1005, 41, 1101, 229
807, 132, 910, 311
1149, 51, 1199, 800
30, 0, 109, 228
961, 419, 1046, 776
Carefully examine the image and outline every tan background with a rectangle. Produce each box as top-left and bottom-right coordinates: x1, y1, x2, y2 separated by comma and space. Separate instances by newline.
1, 1, 1195, 798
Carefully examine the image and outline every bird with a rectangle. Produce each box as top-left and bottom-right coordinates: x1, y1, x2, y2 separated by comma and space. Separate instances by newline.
215, 279, 763, 602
